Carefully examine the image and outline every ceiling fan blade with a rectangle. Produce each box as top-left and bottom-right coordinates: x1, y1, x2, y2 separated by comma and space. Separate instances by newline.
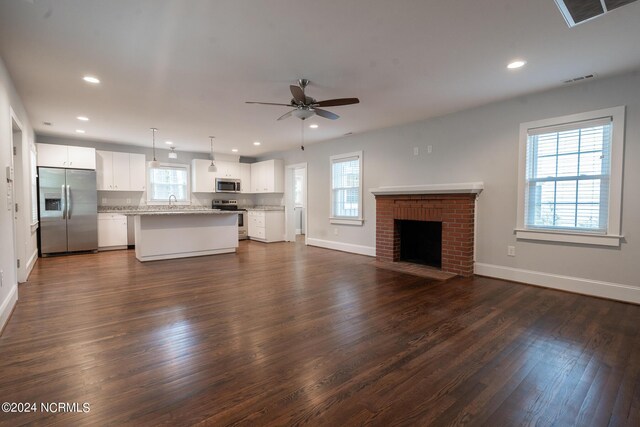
290, 85, 305, 104
314, 108, 340, 120
246, 101, 292, 106
314, 97, 360, 107
277, 110, 296, 121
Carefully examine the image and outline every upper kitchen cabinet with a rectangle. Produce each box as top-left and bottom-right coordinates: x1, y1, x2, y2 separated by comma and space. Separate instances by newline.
215, 161, 240, 180
96, 150, 146, 191
37, 143, 96, 169
191, 159, 215, 193
250, 159, 284, 193
240, 163, 251, 194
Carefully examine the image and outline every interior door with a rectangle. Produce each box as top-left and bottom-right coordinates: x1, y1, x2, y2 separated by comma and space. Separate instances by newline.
66, 169, 98, 252
39, 167, 68, 254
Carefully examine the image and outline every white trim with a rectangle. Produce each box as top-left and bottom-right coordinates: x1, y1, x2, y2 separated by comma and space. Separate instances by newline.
514, 229, 622, 247
475, 262, 640, 304
329, 218, 364, 225
370, 182, 484, 195
136, 247, 236, 262
0, 285, 18, 335
330, 151, 364, 224
307, 238, 376, 257
516, 106, 625, 245
26, 248, 38, 277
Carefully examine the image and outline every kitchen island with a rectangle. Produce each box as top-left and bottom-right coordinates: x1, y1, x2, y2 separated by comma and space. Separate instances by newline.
126, 210, 238, 262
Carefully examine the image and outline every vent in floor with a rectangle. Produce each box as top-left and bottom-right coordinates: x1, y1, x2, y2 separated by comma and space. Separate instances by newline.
554, 0, 638, 27
563, 73, 596, 84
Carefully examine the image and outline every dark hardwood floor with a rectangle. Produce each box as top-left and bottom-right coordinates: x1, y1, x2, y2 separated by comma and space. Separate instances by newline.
1, 240, 639, 426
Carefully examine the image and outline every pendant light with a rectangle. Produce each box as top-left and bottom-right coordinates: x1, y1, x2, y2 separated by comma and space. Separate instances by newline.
149, 127, 160, 167
208, 136, 217, 172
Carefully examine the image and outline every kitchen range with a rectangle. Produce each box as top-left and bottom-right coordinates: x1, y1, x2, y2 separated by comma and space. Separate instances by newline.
213, 199, 247, 240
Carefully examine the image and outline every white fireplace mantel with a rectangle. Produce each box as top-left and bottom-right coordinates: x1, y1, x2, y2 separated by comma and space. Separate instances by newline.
370, 182, 484, 196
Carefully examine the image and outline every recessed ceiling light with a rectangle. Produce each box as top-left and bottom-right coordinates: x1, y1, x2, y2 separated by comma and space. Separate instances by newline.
82, 76, 100, 84
309, 124, 319, 129
507, 60, 526, 69
165, 141, 173, 145
231, 148, 238, 153
76, 129, 85, 134
77, 116, 89, 121
43, 121, 52, 126
253, 141, 261, 146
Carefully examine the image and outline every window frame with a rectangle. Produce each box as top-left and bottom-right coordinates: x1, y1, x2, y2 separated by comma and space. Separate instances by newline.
146, 162, 191, 205
516, 106, 625, 247
329, 151, 364, 226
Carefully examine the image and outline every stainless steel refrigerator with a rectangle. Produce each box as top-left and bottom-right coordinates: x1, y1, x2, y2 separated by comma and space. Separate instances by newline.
39, 168, 98, 255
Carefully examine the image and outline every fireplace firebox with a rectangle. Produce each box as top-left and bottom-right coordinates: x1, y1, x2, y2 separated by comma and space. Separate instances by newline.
397, 220, 442, 268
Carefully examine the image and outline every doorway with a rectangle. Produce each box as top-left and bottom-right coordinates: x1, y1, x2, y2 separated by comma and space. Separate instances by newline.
284, 163, 307, 244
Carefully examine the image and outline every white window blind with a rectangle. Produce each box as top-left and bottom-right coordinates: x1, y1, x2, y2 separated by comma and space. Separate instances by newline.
524, 117, 612, 233
147, 164, 190, 203
331, 152, 362, 220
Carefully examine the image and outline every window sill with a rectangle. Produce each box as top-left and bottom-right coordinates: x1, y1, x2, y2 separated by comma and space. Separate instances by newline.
515, 229, 622, 247
330, 218, 364, 226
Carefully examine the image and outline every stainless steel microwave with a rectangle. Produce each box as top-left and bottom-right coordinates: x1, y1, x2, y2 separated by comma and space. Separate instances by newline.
215, 178, 241, 193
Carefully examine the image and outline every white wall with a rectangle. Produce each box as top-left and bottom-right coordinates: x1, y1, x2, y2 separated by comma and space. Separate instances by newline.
0, 56, 36, 331
264, 70, 640, 300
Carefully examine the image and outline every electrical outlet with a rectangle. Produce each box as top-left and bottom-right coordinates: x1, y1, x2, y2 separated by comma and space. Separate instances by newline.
413, 147, 419, 156
333, 228, 338, 236
126, 198, 131, 204
507, 245, 516, 257
427, 145, 433, 154
0, 269, 3, 287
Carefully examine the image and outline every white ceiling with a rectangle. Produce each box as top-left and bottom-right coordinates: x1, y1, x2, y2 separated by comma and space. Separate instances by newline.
1, 0, 639, 156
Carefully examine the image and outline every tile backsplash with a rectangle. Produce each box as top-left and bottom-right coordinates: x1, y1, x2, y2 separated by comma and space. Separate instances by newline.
98, 191, 273, 209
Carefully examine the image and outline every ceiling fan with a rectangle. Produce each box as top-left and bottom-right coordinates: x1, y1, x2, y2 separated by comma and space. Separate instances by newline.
246, 79, 359, 121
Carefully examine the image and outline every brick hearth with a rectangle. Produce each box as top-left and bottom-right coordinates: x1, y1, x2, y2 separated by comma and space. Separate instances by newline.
375, 194, 476, 276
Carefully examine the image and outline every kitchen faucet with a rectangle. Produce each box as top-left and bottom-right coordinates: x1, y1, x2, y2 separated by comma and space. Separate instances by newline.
168, 194, 177, 207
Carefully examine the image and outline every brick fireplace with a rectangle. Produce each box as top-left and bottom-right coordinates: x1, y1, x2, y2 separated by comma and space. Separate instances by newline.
371, 184, 483, 277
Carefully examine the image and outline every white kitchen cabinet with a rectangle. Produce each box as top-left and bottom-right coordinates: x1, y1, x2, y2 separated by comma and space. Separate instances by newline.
248, 210, 285, 242
250, 159, 284, 193
37, 143, 96, 169
98, 213, 128, 249
240, 163, 251, 194
215, 161, 240, 180
129, 153, 146, 191
191, 159, 215, 193
96, 150, 145, 191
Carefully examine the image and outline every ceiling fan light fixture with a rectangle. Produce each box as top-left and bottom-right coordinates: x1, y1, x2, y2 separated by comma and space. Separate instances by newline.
292, 109, 314, 120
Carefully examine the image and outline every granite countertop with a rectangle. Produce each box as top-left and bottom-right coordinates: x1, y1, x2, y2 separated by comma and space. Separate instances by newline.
246, 205, 285, 211
98, 206, 236, 216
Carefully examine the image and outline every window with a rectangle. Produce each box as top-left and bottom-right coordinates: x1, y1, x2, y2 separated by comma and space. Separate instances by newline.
330, 151, 363, 225
147, 163, 190, 204
516, 106, 625, 246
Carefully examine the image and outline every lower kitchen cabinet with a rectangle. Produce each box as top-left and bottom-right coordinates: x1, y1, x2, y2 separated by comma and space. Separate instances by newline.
248, 210, 285, 242
98, 213, 128, 250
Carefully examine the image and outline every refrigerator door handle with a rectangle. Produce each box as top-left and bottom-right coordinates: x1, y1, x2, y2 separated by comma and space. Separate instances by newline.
66, 185, 71, 219
61, 184, 67, 219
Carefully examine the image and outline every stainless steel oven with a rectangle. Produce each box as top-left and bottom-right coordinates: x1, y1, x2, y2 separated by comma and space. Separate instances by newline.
212, 199, 247, 240
215, 178, 241, 193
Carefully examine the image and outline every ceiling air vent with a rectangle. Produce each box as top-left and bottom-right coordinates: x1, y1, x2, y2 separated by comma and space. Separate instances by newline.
563, 73, 597, 84
554, 0, 638, 27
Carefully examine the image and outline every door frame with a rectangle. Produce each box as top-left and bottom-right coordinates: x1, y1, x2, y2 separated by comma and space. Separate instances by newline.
284, 162, 307, 244
10, 108, 26, 283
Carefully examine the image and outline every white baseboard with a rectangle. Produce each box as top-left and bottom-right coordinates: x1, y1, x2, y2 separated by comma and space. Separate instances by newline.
26, 248, 38, 279
307, 238, 376, 257
0, 285, 18, 335
475, 262, 640, 304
